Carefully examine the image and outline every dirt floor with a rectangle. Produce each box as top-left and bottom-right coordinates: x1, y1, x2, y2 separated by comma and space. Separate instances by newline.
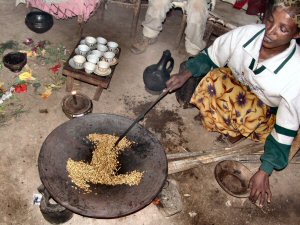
0, 1, 300, 225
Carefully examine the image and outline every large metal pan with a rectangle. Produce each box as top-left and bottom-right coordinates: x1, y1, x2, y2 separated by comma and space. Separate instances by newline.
38, 113, 168, 218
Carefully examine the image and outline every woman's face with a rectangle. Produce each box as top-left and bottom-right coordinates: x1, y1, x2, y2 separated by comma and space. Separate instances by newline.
263, 7, 299, 49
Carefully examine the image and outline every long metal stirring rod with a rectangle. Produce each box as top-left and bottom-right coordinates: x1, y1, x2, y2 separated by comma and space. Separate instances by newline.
114, 88, 170, 147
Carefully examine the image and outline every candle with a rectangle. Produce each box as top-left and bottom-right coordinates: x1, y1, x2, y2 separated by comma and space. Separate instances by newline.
71, 90, 77, 105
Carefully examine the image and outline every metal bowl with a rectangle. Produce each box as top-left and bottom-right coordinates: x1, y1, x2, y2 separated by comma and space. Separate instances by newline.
3, 52, 27, 72
214, 160, 252, 198
25, 11, 53, 33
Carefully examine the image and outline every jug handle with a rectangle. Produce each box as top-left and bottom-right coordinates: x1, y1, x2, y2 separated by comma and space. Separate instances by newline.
166, 57, 174, 75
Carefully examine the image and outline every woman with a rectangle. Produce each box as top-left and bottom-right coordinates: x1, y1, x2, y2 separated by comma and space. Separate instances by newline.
166, 0, 300, 206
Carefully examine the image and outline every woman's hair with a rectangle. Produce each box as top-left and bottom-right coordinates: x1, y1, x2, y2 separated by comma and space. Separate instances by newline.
269, 0, 300, 28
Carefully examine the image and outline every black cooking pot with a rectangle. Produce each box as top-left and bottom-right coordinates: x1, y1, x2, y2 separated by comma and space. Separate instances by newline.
25, 11, 54, 33
38, 113, 168, 218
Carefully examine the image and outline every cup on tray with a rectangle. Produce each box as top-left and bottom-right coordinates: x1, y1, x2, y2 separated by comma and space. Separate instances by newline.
89, 49, 103, 58
97, 44, 108, 53
97, 61, 110, 73
97, 37, 107, 45
85, 36, 97, 48
103, 51, 115, 64
73, 55, 86, 68
84, 62, 96, 74
87, 54, 99, 64
107, 41, 118, 53
78, 44, 90, 56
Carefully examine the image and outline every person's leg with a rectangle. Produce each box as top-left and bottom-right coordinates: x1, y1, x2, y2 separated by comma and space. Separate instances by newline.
184, 0, 209, 55
190, 68, 275, 143
142, 0, 173, 38
131, 0, 173, 54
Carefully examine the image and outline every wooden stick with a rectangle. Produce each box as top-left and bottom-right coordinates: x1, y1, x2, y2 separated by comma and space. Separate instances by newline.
168, 143, 264, 174
230, 154, 300, 164
167, 150, 213, 160
168, 159, 202, 175
167, 143, 264, 161
168, 131, 300, 174
168, 141, 300, 174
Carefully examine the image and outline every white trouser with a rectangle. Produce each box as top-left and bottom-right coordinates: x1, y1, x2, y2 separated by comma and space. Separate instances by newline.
142, 0, 209, 55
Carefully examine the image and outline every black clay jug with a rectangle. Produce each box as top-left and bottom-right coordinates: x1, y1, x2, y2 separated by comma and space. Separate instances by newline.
143, 50, 174, 93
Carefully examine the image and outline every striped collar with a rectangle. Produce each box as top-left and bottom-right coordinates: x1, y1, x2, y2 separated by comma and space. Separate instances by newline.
243, 27, 297, 75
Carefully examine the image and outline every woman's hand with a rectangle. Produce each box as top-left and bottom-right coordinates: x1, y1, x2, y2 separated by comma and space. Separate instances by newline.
166, 71, 192, 92
249, 169, 272, 207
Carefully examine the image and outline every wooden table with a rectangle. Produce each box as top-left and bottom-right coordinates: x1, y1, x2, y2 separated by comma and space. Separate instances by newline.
62, 39, 120, 101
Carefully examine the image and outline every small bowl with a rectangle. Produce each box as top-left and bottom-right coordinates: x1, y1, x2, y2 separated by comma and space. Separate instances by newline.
107, 41, 118, 52
96, 37, 107, 45
25, 11, 54, 33
77, 44, 90, 56
97, 44, 108, 53
97, 61, 110, 71
85, 36, 97, 48
3, 52, 27, 72
87, 54, 98, 64
214, 160, 252, 198
89, 50, 102, 58
73, 55, 86, 68
84, 62, 96, 74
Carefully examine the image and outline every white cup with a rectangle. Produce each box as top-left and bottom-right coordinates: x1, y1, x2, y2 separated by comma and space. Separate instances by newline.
97, 44, 108, 53
97, 61, 110, 72
103, 51, 115, 64
73, 55, 86, 67
85, 36, 97, 48
84, 62, 96, 74
97, 37, 107, 45
78, 44, 90, 56
90, 49, 102, 58
87, 54, 99, 64
107, 41, 118, 53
